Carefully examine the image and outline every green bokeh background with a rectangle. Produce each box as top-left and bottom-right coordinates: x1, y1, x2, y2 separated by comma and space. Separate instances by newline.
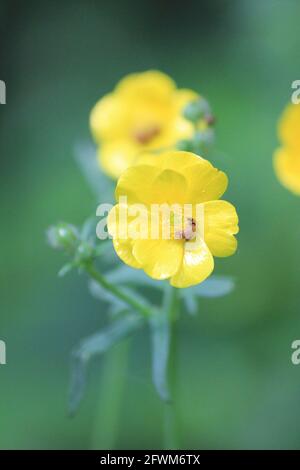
1, 0, 300, 449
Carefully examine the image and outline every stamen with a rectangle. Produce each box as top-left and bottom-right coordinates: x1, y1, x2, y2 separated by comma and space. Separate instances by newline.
134, 125, 160, 145
175, 218, 196, 241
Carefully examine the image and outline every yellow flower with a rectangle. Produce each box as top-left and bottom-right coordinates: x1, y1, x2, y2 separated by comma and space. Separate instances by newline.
274, 147, 300, 195
90, 71, 210, 179
107, 151, 239, 288
278, 103, 300, 151
274, 103, 300, 194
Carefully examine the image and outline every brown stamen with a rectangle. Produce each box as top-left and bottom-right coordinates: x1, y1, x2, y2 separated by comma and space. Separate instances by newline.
134, 125, 160, 145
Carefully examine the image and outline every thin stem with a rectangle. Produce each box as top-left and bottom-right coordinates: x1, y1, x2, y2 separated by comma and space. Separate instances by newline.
163, 285, 179, 450
84, 262, 151, 318
91, 340, 129, 449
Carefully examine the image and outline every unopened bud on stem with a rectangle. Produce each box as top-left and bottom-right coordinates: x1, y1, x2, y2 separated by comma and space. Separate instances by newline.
47, 223, 78, 252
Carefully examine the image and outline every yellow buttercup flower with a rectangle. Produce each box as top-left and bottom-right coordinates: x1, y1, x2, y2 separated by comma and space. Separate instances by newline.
90, 71, 210, 179
107, 151, 239, 288
274, 103, 300, 194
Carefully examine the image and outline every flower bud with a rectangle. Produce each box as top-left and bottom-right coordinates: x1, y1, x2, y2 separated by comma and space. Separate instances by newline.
75, 241, 94, 263
47, 223, 78, 251
183, 99, 210, 123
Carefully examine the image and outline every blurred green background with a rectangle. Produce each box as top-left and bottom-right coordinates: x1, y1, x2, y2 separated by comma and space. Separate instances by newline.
1, 0, 300, 450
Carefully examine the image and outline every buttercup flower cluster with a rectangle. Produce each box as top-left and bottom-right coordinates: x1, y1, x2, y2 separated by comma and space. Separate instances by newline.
88, 70, 239, 288
274, 103, 300, 194
49, 70, 240, 413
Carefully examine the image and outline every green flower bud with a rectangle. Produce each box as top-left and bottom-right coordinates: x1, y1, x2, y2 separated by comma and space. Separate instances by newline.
183, 99, 210, 123
191, 129, 215, 155
47, 223, 78, 251
75, 241, 94, 263
196, 128, 214, 144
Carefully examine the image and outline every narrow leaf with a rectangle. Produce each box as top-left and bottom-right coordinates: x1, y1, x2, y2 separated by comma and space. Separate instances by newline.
180, 275, 235, 315
69, 314, 142, 415
58, 262, 74, 277
194, 275, 235, 298
149, 313, 171, 402
88, 279, 151, 315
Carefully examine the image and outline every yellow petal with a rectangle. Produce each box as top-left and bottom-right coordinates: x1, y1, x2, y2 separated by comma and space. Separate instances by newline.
113, 238, 141, 269
107, 204, 127, 238
90, 93, 127, 143
136, 150, 208, 172
115, 164, 161, 204
107, 203, 150, 240
107, 205, 141, 268
133, 239, 183, 280
116, 70, 176, 100
151, 169, 188, 204
184, 163, 228, 203
278, 103, 300, 151
203, 200, 239, 257
274, 146, 300, 195
99, 141, 140, 180
170, 239, 214, 288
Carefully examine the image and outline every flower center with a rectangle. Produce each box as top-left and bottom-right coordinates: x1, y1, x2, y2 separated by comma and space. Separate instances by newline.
134, 125, 161, 145
174, 216, 197, 241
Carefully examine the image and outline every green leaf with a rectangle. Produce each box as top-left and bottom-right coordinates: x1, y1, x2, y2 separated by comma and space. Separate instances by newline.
149, 312, 171, 402
69, 314, 142, 415
195, 275, 235, 298
58, 262, 74, 277
180, 275, 235, 315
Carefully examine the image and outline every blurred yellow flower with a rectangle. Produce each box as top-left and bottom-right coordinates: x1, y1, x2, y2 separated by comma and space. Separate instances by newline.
90, 71, 209, 179
107, 151, 239, 288
274, 103, 300, 194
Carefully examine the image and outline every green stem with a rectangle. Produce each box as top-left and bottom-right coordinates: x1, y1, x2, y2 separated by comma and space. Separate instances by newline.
84, 262, 151, 318
91, 340, 129, 449
163, 285, 179, 450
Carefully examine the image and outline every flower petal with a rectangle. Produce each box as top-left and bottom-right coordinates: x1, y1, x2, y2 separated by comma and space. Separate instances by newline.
183, 163, 228, 203
107, 206, 142, 268
116, 70, 176, 100
274, 147, 300, 195
99, 141, 140, 180
203, 200, 239, 257
170, 239, 214, 288
136, 150, 208, 172
151, 169, 188, 204
133, 239, 183, 280
278, 103, 300, 151
113, 238, 141, 269
90, 93, 127, 143
115, 164, 162, 204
